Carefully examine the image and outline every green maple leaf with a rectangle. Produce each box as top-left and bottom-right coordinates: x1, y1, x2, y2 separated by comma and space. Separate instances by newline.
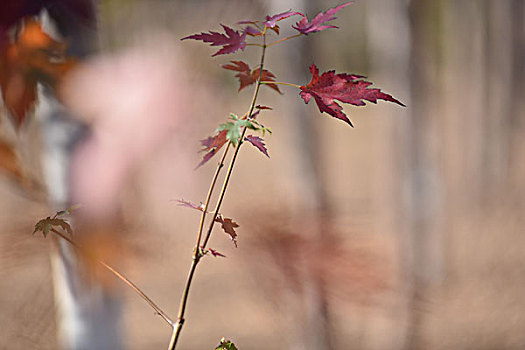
215, 337, 238, 350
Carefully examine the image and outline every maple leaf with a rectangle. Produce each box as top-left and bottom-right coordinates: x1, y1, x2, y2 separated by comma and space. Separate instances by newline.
217, 113, 259, 147
215, 216, 239, 247
222, 60, 281, 93
0, 18, 75, 128
181, 24, 247, 57
263, 10, 302, 29
198, 129, 228, 168
292, 2, 353, 35
300, 64, 405, 126
216, 338, 238, 350
208, 248, 226, 258
198, 113, 261, 167
244, 135, 269, 157
33, 216, 73, 238
217, 121, 242, 146
244, 26, 262, 36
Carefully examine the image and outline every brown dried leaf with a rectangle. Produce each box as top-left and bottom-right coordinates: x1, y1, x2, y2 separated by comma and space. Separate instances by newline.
0, 137, 24, 182
215, 215, 239, 247
0, 18, 76, 128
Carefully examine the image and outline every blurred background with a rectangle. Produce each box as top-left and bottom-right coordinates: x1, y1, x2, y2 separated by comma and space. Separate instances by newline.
0, 0, 524, 349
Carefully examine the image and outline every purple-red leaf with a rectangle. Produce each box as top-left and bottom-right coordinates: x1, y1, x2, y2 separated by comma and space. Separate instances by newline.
293, 2, 353, 35
244, 135, 269, 157
244, 26, 262, 36
249, 105, 273, 120
182, 24, 247, 57
263, 10, 302, 28
208, 248, 226, 258
300, 64, 405, 126
198, 129, 228, 168
215, 216, 239, 247
222, 60, 281, 93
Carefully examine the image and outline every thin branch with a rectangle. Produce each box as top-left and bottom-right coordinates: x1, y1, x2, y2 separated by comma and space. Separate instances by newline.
260, 81, 301, 89
168, 254, 200, 349
194, 143, 232, 248
267, 33, 303, 47
49, 228, 174, 328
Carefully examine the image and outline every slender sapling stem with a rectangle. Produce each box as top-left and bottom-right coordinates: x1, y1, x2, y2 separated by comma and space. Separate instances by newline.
168, 33, 269, 350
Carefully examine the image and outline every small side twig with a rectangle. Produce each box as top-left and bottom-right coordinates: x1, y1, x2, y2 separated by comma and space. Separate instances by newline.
50, 228, 174, 327
260, 81, 301, 89
267, 33, 303, 47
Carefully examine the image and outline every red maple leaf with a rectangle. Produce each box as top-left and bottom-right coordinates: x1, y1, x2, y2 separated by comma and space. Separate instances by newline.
244, 25, 262, 36
215, 216, 239, 247
293, 2, 353, 35
208, 248, 226, 258
244, 135, 269, 157
198, 129, 228, 168
263, 10, 302, 29
182, 24, 247, 57
300, 64, 405, 126
222, 60, 281, 93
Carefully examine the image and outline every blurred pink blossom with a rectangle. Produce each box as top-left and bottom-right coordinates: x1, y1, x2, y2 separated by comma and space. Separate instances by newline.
63, 45, 192, 218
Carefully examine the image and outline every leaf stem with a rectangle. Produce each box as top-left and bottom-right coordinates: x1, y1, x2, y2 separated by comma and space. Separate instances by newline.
267, 33, 303, 47
168, 33, 268, 350
49, 228, 174, 327
260, 81, 301, 89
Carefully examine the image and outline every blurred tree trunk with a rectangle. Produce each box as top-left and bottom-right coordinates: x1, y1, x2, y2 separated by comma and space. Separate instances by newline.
368, 0, 447, 349
39, 3, 124, 349
482, 0, 525, 201
508, 0, 525, 200
269, 0, 332, 349
403, 1, 523, 349
365, 1, 412, 349
404, 1, 447, 348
